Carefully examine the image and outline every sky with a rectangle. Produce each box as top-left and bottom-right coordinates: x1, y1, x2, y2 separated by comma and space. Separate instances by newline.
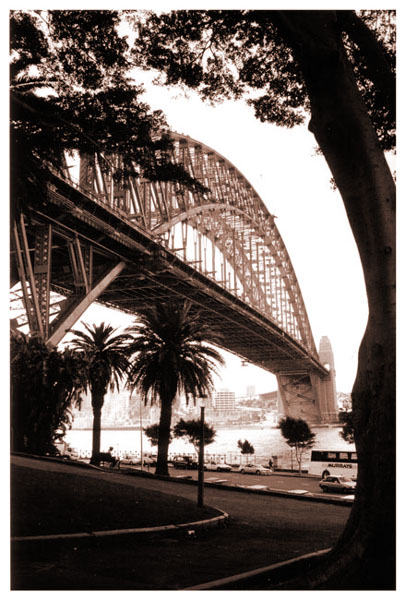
78, 68, 380, 395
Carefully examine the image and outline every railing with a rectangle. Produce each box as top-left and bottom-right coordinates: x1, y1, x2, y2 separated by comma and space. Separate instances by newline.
73, 446, 311, 471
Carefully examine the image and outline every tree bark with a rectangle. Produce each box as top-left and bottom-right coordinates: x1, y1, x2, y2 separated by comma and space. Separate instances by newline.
275, 11, 396, 589
155, 396, 174, 476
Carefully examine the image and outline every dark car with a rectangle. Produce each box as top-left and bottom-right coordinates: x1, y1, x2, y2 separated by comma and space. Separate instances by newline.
172, 456, 198, 469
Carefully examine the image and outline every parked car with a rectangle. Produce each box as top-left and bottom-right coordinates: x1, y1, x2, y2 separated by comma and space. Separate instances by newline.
319, 476, 357, 494
238, 463, 272, 475
120, 454, 138, 466
143, 455, 157, 466
54, 442, 80, 460
172, 456, 199, 469
204, 460, 232, 472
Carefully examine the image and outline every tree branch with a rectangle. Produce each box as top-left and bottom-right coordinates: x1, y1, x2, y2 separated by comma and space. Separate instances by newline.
337, 10, 395, 122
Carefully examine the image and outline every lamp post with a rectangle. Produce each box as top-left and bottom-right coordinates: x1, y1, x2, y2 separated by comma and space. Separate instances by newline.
140, 396, 143, 470
197, 397, 206, 508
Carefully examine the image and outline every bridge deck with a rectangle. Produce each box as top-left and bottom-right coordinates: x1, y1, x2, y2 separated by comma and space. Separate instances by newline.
16, 173, 329, 378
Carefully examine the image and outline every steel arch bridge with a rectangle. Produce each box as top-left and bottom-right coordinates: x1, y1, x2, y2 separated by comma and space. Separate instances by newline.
11, 133, 338, 423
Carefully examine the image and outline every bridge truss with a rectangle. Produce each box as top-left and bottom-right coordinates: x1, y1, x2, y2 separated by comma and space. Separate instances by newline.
10, 133, 338, 423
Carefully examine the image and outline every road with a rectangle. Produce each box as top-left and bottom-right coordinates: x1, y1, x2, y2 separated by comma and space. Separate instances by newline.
68, 456, 353, 499
124, 464, 353, 499
11, 455, 352, 590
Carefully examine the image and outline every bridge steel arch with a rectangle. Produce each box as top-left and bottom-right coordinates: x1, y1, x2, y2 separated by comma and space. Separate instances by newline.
11, 133, 338, 423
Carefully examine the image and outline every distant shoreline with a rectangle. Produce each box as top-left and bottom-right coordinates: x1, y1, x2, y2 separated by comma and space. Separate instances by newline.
70, 424, 276, 432
71, 422, 339, 432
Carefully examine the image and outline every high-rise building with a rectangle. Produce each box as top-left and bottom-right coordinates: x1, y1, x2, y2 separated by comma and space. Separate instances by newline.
246, 385, 256, 397
214, 389, 235, 411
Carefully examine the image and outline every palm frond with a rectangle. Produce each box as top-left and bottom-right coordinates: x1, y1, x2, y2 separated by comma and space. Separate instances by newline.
125, 300, 224, 406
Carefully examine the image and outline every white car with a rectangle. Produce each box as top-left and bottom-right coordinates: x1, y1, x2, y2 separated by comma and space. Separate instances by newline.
62, 446, 80, 460
120, 454, 139, 465
239, 463, 272, 475
319, 476, 357, 494
204, 460, 232, 472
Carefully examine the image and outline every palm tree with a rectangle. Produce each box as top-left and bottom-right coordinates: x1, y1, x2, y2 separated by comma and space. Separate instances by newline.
70, 322, 131, 465
126, 300, 224, 476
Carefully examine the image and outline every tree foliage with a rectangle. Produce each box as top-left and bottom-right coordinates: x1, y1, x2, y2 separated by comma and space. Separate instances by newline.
278, 416, 316, 474
144, 422, 172, 447
9, 9, 204, 222
10, 330, 87, 455
173, 418, 216, 452
339, 411, 355, 445
279, 416, 316, 447
133, 10, 395, 150
70, 323, 130, 397
237, 439, 255, 455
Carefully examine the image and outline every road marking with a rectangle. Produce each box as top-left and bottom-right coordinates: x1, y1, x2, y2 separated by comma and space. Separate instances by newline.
246, 485, 269, 490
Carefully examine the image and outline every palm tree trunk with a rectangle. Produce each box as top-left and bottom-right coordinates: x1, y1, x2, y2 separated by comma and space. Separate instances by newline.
155, 397, 173, 476
90, 394, 103, 465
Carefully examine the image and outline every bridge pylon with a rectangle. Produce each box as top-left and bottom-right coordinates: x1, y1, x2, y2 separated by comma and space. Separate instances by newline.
276, 336, 338, 425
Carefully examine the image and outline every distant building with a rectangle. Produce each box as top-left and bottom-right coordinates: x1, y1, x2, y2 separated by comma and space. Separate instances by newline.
259, 390, 278, 408
214, 389, 236, 411
246, 385, 256, 398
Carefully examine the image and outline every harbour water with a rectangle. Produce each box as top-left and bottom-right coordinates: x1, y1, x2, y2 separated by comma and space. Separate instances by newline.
66, 422, 355, 470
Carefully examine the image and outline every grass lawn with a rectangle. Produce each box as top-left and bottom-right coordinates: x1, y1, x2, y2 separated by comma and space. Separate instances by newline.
11, 464, 219, 537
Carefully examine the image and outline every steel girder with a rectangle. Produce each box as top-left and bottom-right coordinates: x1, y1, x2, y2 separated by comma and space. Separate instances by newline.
78, 133, 316, 358
11, 211, 128, 346
11, 132, 337, 421
10, 169, 327, 375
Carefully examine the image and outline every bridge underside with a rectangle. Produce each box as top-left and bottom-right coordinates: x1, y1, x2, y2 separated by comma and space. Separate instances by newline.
11, 173, 337, 423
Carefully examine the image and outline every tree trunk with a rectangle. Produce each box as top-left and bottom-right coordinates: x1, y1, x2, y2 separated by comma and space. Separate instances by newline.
11, 382, 26, 453
276, 11, 396, 589
90, 392, 104, 466
295, 447, 302, 475
155, 396, 173, 476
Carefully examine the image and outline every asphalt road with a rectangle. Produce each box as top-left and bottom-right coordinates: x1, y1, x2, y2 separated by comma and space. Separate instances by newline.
11, 456, 352, 590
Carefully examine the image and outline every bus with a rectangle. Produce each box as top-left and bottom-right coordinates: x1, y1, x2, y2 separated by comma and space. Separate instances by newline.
309, 449, 358, 480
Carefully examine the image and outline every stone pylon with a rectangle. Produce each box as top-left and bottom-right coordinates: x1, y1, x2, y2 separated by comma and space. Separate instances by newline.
276, 336, 339, 425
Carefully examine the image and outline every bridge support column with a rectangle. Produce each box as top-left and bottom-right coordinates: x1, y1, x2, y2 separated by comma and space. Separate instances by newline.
47, 260, 126, 346
12, 216, 52, 338
276, 370, 338, 425
310, 372, 339, 424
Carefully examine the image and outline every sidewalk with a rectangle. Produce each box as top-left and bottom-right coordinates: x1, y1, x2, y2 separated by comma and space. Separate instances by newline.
11, 455, 352, 590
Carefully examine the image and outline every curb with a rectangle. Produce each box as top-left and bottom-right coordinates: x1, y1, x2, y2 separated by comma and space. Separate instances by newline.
183, 547, 332, 590
11, 507, 229, 544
